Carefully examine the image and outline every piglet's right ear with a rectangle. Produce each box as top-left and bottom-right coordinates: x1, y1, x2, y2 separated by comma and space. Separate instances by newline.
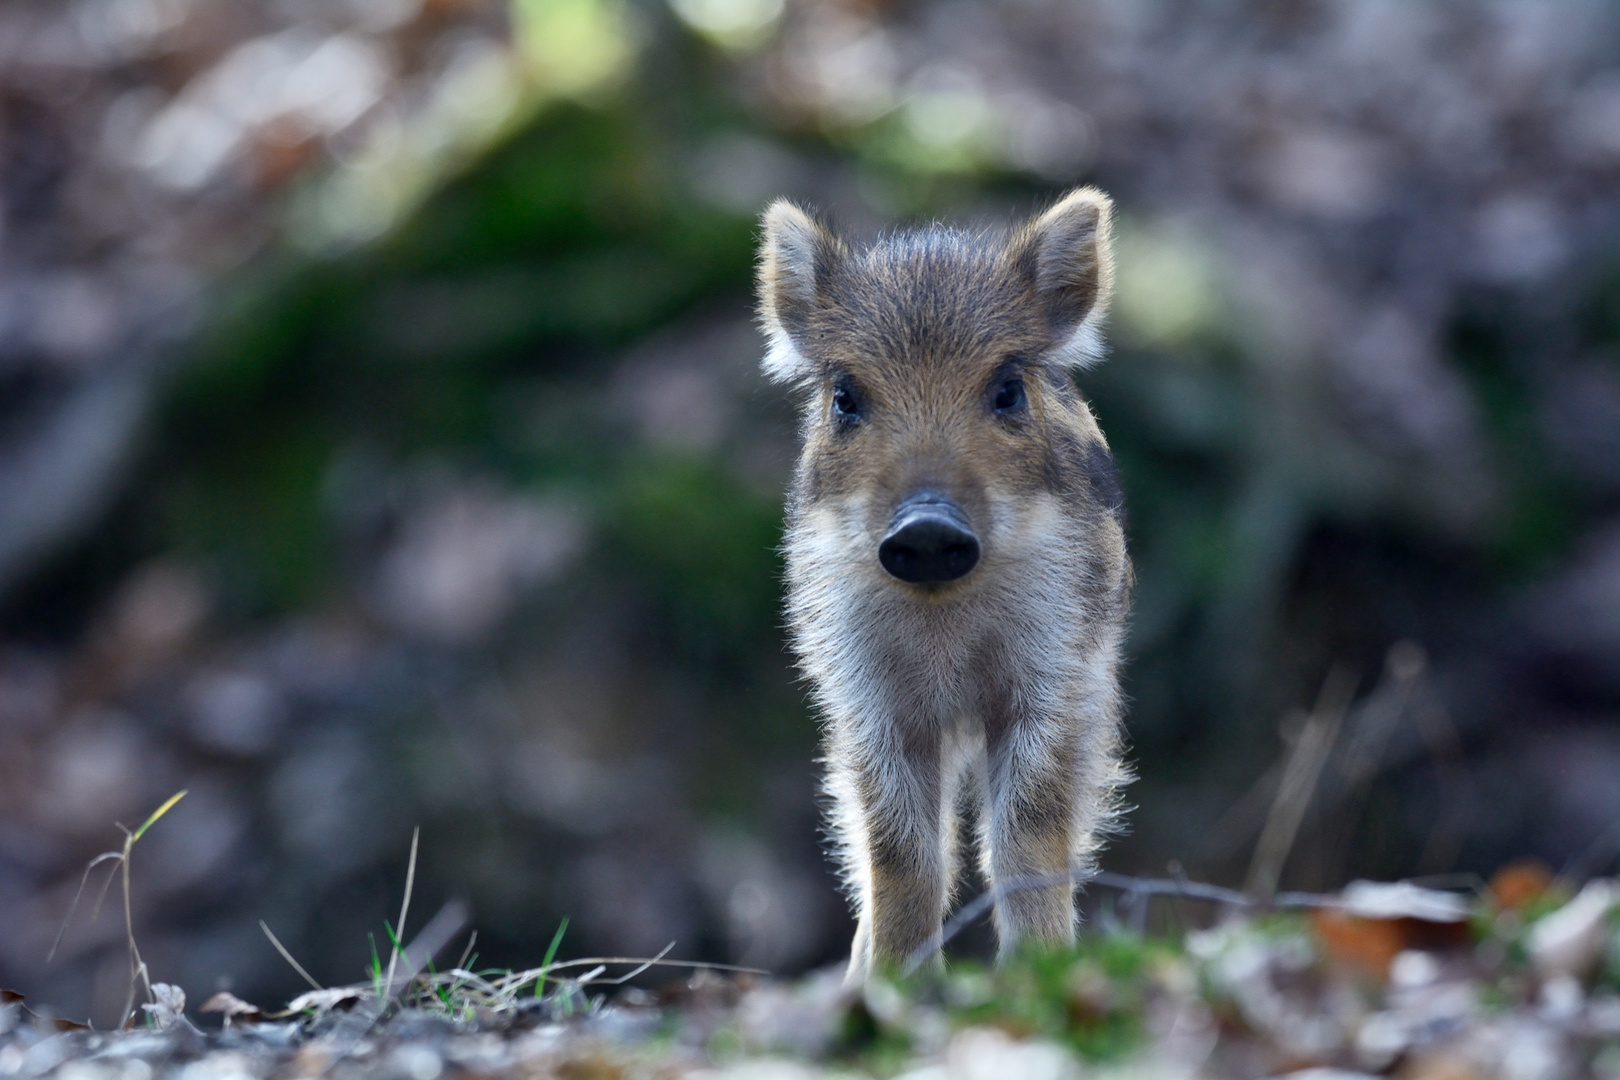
1008, 187, 1115, 370
757, 200, 839, 384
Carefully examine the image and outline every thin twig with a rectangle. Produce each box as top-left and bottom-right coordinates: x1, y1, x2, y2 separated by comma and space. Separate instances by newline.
386, 899, 469, 1005
455, 930, 478, 973
530, 956, 769, 976
115, 791, 187, 1028
495, 956, 768, 993
1245, 666, 1356, 898
324, 900, 469, 1050
905, 868, 1346, 974
596, 942, 676, 986
384, 827, 420, 1000
260, 921, 323, 991
47, 852, 122, 964
912, 869, 1075, 973
119, 826, 146, 1027
441, 969, 505, 996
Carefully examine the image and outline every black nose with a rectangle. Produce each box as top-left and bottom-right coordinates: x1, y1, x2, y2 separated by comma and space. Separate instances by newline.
879, 495, 980, 584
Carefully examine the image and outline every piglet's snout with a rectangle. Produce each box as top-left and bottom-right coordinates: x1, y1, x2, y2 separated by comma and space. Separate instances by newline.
878, 494, 980, 584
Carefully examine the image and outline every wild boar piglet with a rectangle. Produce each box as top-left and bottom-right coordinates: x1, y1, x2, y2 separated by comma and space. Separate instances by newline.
756, 188, 1133, 982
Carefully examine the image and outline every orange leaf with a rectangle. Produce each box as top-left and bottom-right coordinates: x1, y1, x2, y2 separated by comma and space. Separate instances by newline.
1488, 859, 1553, 912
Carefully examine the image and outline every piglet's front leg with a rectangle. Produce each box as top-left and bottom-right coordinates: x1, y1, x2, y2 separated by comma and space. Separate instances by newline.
828, 720, 948, 982
983, 715, 1079, 956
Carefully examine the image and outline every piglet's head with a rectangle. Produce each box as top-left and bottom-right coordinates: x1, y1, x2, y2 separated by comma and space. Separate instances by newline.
757, 189, 1116, 590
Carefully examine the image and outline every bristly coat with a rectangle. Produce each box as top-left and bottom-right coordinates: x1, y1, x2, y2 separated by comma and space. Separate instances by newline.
756, 189, 1132, 982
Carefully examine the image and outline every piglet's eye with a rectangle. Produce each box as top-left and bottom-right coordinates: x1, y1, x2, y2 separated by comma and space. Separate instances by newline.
993, 377, 1026, 413
832, 379, 863, 423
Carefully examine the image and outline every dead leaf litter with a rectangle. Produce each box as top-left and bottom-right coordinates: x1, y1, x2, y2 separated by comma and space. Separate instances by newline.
3, 874, 1619, 1079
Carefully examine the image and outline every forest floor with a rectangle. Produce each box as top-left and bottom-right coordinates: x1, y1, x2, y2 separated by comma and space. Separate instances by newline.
4, 865, 1618, 1080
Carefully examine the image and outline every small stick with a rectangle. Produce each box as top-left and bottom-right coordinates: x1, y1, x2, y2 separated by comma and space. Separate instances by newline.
455, 931, 478, 973
596, 942, 675, 986
1245, 666, 1356, 898
117, 791, 187, 1028
906, 868, 1346, 974
47, 853, 122, 964
384, 827, 420, 1000
260, 921, 323, 991
386, 900, 470, 1006
496, 957, 768, 992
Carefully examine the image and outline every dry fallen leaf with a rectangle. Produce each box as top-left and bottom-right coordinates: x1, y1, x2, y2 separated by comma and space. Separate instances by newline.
142, 983, 189, 1032
285, 987, 366, 1015
1487, 860, 1554, 913
200, 992, 267, 1026
1312, 881, 1472, 981
1529, 879, 1617, 980
1338, 881, 1470, 923
0, 988, 91, 1032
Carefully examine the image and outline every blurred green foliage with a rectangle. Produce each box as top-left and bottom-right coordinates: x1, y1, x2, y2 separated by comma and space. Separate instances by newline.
602, 453, 783, 657
940, 937, 1162, 1061
155, 102, 758, 616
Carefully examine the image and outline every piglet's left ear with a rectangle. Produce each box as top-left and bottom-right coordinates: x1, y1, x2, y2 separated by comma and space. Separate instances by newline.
1007, 187, 1115, 370
757, 200, 842, 384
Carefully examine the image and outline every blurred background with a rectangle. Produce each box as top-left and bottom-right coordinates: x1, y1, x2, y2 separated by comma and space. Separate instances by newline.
2, 0, 1619, 1025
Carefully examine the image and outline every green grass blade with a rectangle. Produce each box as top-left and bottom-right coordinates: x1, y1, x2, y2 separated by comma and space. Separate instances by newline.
535, 917, 569, 999
130, 791, 187, 843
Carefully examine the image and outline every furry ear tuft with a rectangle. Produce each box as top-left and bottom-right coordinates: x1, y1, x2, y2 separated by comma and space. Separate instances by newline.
1008, 187, 1115, 370
757, 200, 840, 384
